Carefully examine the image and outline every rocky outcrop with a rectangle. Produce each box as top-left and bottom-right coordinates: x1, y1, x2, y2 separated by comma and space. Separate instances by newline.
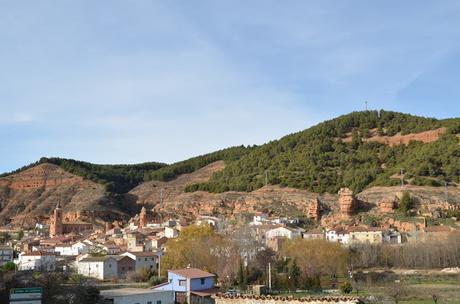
379, 197, 397, 213
338, 188, 355, 219
0, 163, 84, 190
307, 197, 321, 220
342, 127, 448, 147
0, 164, 132, 228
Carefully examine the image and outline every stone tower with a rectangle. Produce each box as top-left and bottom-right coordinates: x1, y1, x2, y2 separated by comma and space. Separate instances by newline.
139, 206, 147, 228
338, 187, 355, 219
50, 202, 63, 237
307, 197, 321, 220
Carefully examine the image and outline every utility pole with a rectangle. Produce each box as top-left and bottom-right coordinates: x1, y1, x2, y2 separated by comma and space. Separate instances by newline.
265, 171, 268, 187
268, 262, 272, 292
400, 168, 404, 187
444, 181, 448, 203
158, 252, 161, 279
365, 100, 368, 111
160, 188, 163, 204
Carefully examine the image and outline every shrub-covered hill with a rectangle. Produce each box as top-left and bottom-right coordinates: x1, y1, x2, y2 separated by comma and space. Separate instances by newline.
186, 110, 460, 194
0, 146, 253, 194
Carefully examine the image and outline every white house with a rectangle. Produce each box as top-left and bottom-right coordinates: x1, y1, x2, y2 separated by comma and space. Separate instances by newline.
77, 256, 118, 280
251, 212, 269, 225
55, 244, 75, 256
100, 288, 174, 304
71, 241, 90, 254
0, 245, 13, 266
265, 226, 302, 242
196, 216, 220, 228
16, 252, 56, 271
120, 252, 158, 272
326, 227, 349, 245
164, 227, 179, 239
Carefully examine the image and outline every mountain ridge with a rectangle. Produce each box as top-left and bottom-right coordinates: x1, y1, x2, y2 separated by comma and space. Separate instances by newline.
1, 110, 459, 227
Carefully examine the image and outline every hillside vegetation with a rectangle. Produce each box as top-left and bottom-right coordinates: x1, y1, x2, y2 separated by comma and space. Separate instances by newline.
2, 111, 459, 195
0, 146, 252, 194
186, 110, 460, 194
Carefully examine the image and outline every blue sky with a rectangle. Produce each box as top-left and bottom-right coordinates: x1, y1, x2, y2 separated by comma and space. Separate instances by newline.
1, 1, 460, 173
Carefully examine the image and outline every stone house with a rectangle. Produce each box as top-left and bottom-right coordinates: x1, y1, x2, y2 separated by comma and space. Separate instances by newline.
348, 227, 383, 244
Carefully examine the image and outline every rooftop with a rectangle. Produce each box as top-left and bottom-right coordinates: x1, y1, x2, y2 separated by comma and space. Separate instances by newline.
100, 288, 169, 297
170, 268, 215, 279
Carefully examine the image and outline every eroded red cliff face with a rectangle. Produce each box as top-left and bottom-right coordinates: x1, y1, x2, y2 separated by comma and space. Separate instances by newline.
0, 164, 129, 228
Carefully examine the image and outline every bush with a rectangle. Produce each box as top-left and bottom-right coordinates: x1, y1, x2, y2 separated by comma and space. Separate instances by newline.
340, 281, 353, 294
1, 261, 15, 272
127, 271, 141, 282
149, 276, 166, 286
399, 191, 414, 215
138, 267, 154, 282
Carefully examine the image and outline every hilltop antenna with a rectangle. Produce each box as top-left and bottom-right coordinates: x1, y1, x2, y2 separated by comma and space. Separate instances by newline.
365, 100, 368, 111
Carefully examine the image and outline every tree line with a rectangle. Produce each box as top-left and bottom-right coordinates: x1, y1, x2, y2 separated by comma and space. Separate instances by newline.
186, 111, 460, 194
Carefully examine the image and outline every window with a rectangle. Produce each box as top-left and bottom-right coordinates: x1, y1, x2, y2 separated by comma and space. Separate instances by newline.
200, 278, 205, 285
156, 301, 161, 304
109, 263, 111, 268
179, 280, 186, 286
145, 258, 148, 262
148, 302, 152, 304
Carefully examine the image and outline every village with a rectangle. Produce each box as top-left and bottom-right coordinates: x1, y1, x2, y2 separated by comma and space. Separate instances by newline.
1, 186, 459, 304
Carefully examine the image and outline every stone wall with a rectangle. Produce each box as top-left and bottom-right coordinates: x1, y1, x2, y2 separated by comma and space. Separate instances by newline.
214, 295, 361, 304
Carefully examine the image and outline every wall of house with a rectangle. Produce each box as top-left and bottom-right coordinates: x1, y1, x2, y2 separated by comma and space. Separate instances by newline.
0, 248, 13, 266
134, 256, 157, 272
349, 231, 383, 244
118, 257, 135, 279
190, 277, 215, 291
55, 246, 76, 256
78, 261, 104, 280
104, 259, 118, 279
103, 290, 174, 304
17, 255, 56, 271
266, 228, 293, 240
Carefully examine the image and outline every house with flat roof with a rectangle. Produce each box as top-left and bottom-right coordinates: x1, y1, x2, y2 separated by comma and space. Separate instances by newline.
100, 288, 174, 304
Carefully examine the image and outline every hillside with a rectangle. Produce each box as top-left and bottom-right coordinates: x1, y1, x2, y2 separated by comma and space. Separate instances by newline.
187, 110, 460, 194
130, 161, 460, 223
1, 110, 459, 227
0, 164, 133, 227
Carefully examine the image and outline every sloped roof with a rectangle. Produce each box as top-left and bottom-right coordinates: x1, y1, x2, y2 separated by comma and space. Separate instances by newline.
170, 268, 215, 279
